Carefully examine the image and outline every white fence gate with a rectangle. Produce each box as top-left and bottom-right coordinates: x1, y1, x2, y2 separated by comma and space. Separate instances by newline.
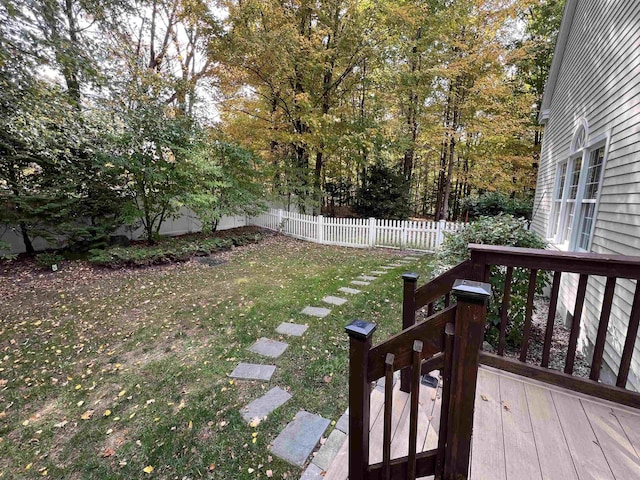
249, 208, 463, 252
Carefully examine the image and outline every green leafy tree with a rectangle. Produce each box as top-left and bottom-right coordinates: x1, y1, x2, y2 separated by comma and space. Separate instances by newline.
354, 163, 411, 220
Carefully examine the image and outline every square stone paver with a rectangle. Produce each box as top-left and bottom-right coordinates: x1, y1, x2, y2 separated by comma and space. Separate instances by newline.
270, 410, 330, 466
370, 270, 387, 275
357, 275, 377, 281
248, 338, 289, 358
387, 263, 406, 267
229, 363, 276, 381
380, 266, 396, 270
300, 463, 324, 480
338, 287, 361, 295
322, 296, 347, 306
276, 322, 308, 337
312, 428, 348, 471
335, 409, 349, 434
403, 256, 421, 261
240, 386, 292, 423
351, 280, 370, 286
301, 306, 331, 318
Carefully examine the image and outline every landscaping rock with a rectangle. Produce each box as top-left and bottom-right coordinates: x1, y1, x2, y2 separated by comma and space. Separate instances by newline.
301, 306, 331, 318
357, 275, 377, 281
322, 296, 348, 306
248, 338, 289, 358
270, 411, 330, 466
240, 386, 292, 423
350, 280, 370, 286
300, 463, 324, 480
338, 287, 361, 295
312, 428, 348, 471
229, 363, 276, 381
276, 322, 308, 337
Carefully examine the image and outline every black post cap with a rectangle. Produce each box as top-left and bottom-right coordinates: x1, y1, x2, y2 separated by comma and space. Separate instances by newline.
452, 279, 492, 304
402, 272, 420, 282
345, 319, 377, 340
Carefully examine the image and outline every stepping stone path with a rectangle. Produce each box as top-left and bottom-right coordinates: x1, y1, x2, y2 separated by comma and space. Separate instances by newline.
339, 287, 361, 295
357, 275, 377, 281
270, 410, 330, 466
240, 386, 292, 424
276, 322, 308, 337
227, 254, 427, 473
301, 306, 332, 318
248, 337, 289, 358
229, 363, 276, 381
322, 295, 348, 306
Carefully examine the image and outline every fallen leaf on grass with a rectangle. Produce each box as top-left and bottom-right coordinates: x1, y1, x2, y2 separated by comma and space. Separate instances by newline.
143, 465, 154, 474
54, 420, 68, 428
80, 410, 94, 420
266, 470, 273, 478
101, 448, 115, 458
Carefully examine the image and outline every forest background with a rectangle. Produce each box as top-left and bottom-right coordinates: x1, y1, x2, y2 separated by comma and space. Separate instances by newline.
0, 0, 564, 254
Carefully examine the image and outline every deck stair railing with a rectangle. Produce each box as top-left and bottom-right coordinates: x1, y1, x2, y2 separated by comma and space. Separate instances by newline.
347, 243, 640, 480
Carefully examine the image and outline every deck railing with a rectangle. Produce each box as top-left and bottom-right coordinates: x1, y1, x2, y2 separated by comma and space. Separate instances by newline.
347, 244, 640, 480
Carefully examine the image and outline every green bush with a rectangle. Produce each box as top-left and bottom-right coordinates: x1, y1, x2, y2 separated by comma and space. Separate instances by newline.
88, 232, 263, 267
35, 252, 65, 270
354, 163, 411, 220
434, 215, 548, 347
0, 240, 16, 262
462, 192, 533, 220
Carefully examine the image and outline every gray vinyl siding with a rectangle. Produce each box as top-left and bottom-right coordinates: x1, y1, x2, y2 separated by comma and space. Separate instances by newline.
532, 0, 640, 391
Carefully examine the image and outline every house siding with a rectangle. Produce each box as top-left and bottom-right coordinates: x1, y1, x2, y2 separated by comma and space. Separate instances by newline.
532, 0, 640, 391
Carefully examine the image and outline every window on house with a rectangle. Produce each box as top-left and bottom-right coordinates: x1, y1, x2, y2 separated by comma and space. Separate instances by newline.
576, 147, 605, 250
549, 129, 607, 251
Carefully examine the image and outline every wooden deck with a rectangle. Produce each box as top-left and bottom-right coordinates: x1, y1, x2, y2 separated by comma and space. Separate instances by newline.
323, 365, 640, 480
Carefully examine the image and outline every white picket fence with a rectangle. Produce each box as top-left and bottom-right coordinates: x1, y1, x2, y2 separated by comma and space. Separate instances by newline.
249, 208, 463, 252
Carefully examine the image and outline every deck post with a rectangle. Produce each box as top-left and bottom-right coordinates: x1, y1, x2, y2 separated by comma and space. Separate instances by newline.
444, 279, 491, 480
401, 273, 420, 393
345, 319, 377, 480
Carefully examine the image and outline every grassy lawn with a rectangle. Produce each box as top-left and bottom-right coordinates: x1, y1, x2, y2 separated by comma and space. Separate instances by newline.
0, 234, 433, 479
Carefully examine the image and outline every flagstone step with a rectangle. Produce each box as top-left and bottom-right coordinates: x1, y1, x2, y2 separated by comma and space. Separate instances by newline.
350, 280, 370, 286
322, 296, 348, 306
312, 428, 348, 471
248, 338, 289, 358
270, 410, 330, 466
301, 306, 332, 318
357, 275, 377, 281
338, 287, 361, 295
240, 386, 292, 424
276, 322, 308, 337
229, 363, 276, 381
370, 270, 387, 275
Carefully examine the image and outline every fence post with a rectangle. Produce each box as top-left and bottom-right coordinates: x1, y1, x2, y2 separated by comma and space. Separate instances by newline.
400, 272, 420, 393
368, 218, 376, 247
345, 319, 377, 480
444, 279, 491, 480
317, 215, 324, 244
277, 209, 284, 232
436, 220, 445, 247
401, 221, 408, 249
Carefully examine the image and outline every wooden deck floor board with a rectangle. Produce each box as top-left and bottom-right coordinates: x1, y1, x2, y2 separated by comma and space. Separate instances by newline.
499, 374, 542, 480
581, 399, 640, 479
470, 368, 506, 480
552, 391, 615, 480
524, 382, 578, 480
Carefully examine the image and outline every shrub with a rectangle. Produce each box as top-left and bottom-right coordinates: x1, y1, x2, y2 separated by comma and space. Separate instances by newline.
354, 163, 411, 220
462, 192, 533, 220
434, 215, 548, 347
0, 240, 16, 262
88, 232, 263, 267
35, 252, 65, 270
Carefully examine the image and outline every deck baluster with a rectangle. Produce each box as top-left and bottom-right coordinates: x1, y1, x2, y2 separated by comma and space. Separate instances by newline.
401, 273, 420, 393
617, 281, 640, 388
436, 323, 455, 479
382, 353, 394, 480
498, 267, 514, 356
565, 274, 588, 375
408, 340, 423, 480
591, 277, 616, 381
541, 271, 562, 368
520, 269, 538, 362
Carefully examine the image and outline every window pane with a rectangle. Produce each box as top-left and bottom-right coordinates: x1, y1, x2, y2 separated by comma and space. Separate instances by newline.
555, 163, 567, 200
552, 200, 562, 236
585, 148, 604, 199
569, 158, 582, 199
564, 202, 575, 242
578, 203, 596, 250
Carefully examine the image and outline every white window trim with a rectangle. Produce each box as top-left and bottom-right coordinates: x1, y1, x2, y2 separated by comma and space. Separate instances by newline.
548, 120, 610, 252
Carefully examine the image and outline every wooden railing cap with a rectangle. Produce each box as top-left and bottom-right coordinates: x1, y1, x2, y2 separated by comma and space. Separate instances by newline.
452, 279, 492, 304
345, 319, 377, 340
